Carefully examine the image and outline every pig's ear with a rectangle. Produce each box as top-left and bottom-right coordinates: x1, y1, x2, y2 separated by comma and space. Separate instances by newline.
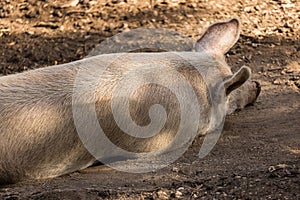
223, 66, 251, 95
196, 18, 240, 56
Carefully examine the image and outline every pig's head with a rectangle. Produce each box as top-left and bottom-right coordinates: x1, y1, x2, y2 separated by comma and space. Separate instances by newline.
195, 18, 260, 115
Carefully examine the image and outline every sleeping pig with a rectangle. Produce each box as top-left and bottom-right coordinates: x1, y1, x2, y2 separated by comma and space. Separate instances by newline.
0, 18, 260, 184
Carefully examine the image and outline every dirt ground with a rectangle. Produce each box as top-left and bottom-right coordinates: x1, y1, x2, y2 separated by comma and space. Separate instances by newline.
0, 0, 299, 199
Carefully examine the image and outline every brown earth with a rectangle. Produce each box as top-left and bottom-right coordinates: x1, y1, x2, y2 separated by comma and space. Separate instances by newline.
0, 0, 299, 199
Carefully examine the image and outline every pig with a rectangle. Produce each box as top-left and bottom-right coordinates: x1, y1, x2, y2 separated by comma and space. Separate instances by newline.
0, 18, 260, 184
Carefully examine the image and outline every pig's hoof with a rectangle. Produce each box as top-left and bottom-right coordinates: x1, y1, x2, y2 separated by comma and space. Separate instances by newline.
246, 81, 261, 107
254, 81, 261, 99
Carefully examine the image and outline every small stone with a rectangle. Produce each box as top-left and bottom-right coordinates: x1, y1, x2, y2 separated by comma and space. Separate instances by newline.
294, 80, 300, 88
286, 80, 293, 86
175, 190, 182, 198
157, 190, 168, 200
284, 62, 300, 73
188, 3, 197, 8
244, 7, 252, 13
253, 29, 263, 35
172, 167, 179, 172
273, 78, 284, 85
177, 187, 184, 191
16, 18, 23, 23
25, 31, 34, 35
25, 10, 38, 18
